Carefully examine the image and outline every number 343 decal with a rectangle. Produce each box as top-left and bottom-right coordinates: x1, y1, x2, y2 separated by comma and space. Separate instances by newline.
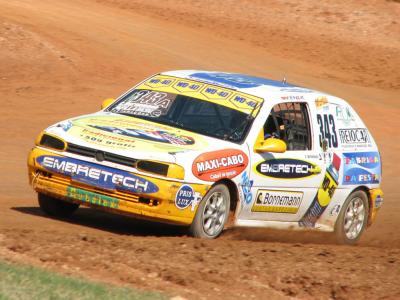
317, 114, 338, 148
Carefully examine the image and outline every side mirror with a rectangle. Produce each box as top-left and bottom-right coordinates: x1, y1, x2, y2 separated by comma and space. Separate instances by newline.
101, 98, 115, 110
254, 138, 287, 153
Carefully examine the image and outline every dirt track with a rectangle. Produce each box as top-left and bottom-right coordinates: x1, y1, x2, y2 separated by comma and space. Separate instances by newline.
1, 0, 400, 299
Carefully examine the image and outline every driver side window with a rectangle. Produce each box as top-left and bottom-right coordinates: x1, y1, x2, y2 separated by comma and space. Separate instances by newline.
264, 102, 311, 151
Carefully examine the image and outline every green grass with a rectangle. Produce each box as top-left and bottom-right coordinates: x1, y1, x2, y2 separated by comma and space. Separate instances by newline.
0, 260, 166, 300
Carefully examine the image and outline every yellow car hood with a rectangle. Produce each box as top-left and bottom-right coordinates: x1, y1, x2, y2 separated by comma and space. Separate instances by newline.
47, 113, 211, 163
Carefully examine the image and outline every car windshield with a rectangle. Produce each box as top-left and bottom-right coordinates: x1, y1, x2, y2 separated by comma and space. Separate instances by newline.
106, 89, 254, 143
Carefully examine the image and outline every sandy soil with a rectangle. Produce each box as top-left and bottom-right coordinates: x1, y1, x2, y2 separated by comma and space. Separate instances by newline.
0, 0, 399, 299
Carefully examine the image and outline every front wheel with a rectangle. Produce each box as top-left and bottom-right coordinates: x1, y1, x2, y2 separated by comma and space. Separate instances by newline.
189, 184, 230, 239
38, 193, 79, 218
334, 190, 369, 245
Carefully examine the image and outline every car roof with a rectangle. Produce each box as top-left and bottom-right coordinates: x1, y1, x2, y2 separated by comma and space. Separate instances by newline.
160, 70, 346, 105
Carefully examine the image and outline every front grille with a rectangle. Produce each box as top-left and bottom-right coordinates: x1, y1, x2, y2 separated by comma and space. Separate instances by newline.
66, 143, 138, 167
34, 171, 141, 204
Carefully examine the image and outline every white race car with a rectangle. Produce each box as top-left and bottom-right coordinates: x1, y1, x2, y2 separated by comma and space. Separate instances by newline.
28, 70, 383, 244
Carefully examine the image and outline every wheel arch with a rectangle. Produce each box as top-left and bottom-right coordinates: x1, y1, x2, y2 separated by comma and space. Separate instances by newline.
347, 185, 373, 225
212, 179, 239, 212
334, 186, 371, 244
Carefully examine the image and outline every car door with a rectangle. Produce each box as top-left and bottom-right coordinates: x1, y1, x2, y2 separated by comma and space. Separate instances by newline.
239, 101, 327, 223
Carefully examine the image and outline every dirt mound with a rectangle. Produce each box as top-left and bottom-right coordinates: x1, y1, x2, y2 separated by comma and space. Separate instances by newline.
97, 0, 400, 90
0, 19, 75, 83
2, 222, 400, 299
0, 0, 399, 299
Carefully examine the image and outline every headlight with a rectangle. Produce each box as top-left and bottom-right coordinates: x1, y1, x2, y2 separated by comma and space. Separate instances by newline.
136, 160, 185, 180
136, 160, 169, 176
36, 133, 66, 151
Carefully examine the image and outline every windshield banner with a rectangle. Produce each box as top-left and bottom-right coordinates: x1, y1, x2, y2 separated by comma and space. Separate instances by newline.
136, 75, 264, 115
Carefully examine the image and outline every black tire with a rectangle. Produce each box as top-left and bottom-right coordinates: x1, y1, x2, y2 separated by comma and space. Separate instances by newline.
334, 190, 369, 245
38, 193, 79, 218
189, 184, 230, 239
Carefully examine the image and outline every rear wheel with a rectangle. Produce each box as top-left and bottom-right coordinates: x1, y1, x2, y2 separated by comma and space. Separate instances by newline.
189, 184, 230, 239
334, 190, 369, 245
38, 193, 79, 217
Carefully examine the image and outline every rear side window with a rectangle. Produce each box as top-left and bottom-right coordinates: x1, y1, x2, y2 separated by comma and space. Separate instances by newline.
263, 102, 311, 150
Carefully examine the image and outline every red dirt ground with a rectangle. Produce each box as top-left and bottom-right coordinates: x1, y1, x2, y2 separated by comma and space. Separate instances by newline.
0, 0, 399, 299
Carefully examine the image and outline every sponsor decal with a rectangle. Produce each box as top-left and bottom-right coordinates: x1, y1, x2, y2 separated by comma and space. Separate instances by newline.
240, 171, 253, 205
189, 72, 293, 89
90, 125, 195, 146
280, 87, 313, 93
70, 116, 209, 152
36, 156, 158, 194
110, 90, 175, 117
335, 105, 355, 126
78, 128, 137, 149
315, 96, 328, 108
66, 186, 119, 208
172, 80, 203, 93
56, 121, 72, 132
281, 95, 304, 101
146, 77, 175, 88
201, 86, 232, 100
192, 149, 248, 182
299, 156, 340, 227
319, 152, 333, 164
339, 128, 370, 146
175, 185, 201, 211
330, 204, 341, 216
342, 152, 380, 185
252, 190, 303, 213
255, 159, 316, 179
316, 114, 338, 148
139, 74, 264, 114
305, 154, 319, 160
327, 153, 341, 183
375, 195, 383, 208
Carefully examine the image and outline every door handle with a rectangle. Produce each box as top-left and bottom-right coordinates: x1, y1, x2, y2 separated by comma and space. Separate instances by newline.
309, 166, 322, 174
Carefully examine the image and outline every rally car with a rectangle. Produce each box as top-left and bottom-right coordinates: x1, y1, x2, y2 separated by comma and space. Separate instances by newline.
27, 70, 384, 244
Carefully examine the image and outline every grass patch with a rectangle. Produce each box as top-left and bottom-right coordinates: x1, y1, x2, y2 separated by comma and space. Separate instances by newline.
0, 260, 166, 300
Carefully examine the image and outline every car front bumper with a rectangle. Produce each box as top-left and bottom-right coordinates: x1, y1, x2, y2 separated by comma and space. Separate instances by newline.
27, 147, 210, 225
